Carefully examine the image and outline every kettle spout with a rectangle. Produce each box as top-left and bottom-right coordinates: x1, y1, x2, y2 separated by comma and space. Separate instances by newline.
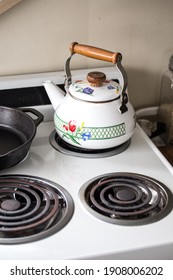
42, 81, 65, 111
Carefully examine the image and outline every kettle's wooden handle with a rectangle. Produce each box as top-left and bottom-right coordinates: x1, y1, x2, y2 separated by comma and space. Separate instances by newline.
70, 42, 122, 64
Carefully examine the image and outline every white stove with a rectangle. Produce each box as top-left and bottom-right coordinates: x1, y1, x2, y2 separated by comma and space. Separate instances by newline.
0, 68, 173, 260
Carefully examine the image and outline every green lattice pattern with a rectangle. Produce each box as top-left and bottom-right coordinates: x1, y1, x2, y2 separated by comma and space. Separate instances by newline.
55, 115, 126, 140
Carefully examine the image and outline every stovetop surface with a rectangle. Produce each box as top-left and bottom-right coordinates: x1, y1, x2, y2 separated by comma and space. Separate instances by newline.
0, 116, 173, 260
0, 69, 173, 260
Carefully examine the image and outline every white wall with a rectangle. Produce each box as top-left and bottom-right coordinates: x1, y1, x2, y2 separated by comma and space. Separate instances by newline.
0, 0, 173, 109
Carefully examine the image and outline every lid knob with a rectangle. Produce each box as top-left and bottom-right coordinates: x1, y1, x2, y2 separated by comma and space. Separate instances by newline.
87, 71, 106, 87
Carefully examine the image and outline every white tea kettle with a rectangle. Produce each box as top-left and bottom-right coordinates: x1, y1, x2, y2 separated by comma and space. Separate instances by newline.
43, 42, 135, 149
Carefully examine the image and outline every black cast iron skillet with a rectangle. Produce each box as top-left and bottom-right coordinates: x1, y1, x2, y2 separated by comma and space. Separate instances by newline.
0, 106, 44, 170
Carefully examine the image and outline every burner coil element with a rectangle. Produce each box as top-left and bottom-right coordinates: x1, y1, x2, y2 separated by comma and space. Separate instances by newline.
79, 173, 173, 225
0, 175, 74, 244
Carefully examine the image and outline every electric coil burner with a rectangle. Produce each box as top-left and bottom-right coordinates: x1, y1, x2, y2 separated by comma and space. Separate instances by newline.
79, 172, 173, 226
0, 175, 74, 244
49, 130, 131, 158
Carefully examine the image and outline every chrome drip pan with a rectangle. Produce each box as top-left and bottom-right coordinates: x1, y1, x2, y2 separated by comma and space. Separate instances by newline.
79, 172, 173, 226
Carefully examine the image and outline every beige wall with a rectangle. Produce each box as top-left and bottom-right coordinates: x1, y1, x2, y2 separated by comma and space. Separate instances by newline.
0, 0, 173, 109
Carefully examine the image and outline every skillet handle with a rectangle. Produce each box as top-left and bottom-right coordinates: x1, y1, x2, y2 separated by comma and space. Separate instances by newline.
21, 108, 44, 127
70, 42, 122, 63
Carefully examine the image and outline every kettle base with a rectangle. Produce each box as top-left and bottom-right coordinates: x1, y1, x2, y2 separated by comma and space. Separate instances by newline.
49, 130, 131, 158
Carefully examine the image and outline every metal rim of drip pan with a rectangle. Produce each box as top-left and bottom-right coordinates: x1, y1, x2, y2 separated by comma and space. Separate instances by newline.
0, 175, 74, 244
78, 172, 173, 226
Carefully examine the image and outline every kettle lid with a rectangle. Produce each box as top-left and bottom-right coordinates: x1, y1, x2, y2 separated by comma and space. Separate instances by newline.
69, 71, 121, 102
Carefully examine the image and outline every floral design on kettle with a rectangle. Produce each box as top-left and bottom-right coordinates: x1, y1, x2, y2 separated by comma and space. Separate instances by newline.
74, 82, 94, 95
73, 80, 120, 96
55, 115, 126, 146
63, 120, 92, 145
